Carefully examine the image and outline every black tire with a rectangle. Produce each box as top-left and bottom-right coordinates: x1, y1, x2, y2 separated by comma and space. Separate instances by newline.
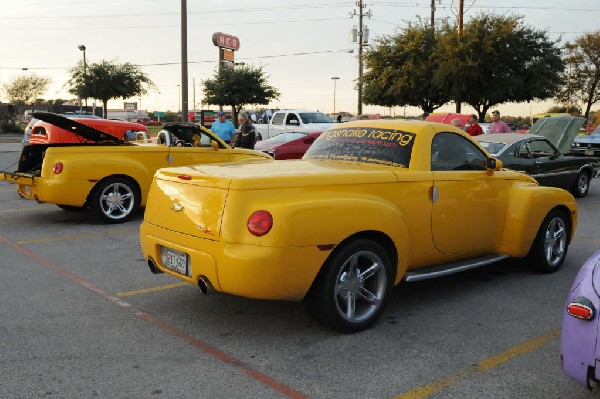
304, 239, 392, 333
89, 177, 139, 223
571, 171, 590, 198
526, 209, 570, 273
57, 205, 84, 211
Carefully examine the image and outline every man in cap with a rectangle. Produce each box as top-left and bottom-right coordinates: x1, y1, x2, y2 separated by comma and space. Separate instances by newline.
210, 111, 236, 144
489, 110, 512, 133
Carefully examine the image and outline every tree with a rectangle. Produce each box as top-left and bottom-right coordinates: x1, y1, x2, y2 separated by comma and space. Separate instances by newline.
362, 20, 451, 114
202, 64, 279, 125
434, 14, 564, 121
556, 30, 600, 120
2, 74, 51, 107
66, 60, 155, 118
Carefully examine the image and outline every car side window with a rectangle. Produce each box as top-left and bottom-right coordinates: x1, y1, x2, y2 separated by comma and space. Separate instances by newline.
271, 113, 285, 126
431, 132, 487, 171
528, 139, 557, 158
516, 142, 532, 159
285, 114, 299, 125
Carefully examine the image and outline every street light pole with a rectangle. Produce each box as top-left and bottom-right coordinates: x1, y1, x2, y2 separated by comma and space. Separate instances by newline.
177, 84, 181, 119
78, 45, 87, 114
330, 76, 340, 115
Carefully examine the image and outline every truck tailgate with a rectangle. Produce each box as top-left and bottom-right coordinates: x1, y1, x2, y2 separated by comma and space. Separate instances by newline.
144, 174, 230, 241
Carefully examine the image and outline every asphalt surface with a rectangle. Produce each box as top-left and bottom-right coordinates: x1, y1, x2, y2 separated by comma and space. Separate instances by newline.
0, 143, 599, 398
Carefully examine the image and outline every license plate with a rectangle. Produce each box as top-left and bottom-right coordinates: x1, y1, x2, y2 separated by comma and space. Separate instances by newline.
585, 150, 595, 156
161, 246, 188, 275
19, 185, 31, 195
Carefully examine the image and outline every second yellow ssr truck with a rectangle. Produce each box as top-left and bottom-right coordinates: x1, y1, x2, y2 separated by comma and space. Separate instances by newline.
1, 112, 270, 223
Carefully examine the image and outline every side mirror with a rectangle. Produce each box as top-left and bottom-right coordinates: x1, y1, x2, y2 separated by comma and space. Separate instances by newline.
211, 140, 219, 151
486, 157, 503, 172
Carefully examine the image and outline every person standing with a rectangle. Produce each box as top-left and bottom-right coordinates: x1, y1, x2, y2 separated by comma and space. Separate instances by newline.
465, 114, 484, 136
489, 110, 512, 133
234, 112, 256, 149
210, 111, 236, 144
450, 118, 463, 129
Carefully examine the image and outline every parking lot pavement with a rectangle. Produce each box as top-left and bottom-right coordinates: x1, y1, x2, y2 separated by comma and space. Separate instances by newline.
0, 153, 599, 398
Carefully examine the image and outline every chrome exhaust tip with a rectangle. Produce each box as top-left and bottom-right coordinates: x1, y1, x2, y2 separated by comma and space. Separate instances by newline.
147, 258, 162, 274
198, 276, 214, 295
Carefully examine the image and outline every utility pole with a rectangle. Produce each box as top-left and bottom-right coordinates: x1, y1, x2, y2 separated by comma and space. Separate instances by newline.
431, 0, 436, 29
455, 0, 464, 113
350, 0, 371, 116
180, 0, 189, 122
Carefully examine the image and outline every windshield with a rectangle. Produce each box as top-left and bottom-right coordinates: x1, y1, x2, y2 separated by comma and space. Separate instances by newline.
264, 132, 307, 143
304, 126, 415, 168
299, 112, 334, 124
477, 141, 506, 155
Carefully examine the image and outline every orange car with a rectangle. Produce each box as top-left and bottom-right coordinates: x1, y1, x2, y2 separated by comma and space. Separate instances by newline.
29, 115, 149, 145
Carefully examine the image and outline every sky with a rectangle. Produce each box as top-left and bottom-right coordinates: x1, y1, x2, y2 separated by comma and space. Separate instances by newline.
1, 0, 599, 119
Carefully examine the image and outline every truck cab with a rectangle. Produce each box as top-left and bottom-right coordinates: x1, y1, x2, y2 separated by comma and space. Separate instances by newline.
255, 110, 334, 139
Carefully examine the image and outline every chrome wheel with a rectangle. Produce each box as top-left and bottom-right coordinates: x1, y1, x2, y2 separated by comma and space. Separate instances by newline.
573, 172, 590, 198
528, 209, 569, 273
334, 250, 387, 324
305, 239, 392, 332
543, 216, 567, 268
90, 177, 139, 223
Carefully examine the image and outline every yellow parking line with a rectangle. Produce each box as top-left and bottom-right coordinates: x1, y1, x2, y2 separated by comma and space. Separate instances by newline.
395, 329, 560, 399
577, 237, 600, 243
581, 203, 600, 209
116, 282, 190, 297
17, 229, 138, 244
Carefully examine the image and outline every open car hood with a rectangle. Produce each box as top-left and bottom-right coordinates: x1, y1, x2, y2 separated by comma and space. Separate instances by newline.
527, 115, 585, 154
31, 112, 126, 144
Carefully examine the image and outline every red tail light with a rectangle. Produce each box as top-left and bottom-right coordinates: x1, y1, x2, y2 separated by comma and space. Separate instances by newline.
247, 210, 273, 236
52, 162, 64, 174
177, 174, 192, 180
567, 297, 595, 320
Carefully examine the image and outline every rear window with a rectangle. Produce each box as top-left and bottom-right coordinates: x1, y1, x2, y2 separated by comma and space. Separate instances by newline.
299, 112, 333, 124
304, 126, 415, 168
477, 141, 506, 155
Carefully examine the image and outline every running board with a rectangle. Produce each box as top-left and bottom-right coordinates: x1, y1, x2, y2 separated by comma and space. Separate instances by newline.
403, 254, 510, 282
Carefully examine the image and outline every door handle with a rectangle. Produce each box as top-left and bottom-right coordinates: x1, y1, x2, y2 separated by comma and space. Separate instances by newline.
430, 186, 439, 203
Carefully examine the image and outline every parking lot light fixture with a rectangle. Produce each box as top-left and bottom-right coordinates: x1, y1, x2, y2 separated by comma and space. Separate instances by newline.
78, 45, 87, 113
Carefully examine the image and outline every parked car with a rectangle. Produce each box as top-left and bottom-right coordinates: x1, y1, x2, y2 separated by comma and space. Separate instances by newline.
136, 117, 162, 126
570, 125, 600, 158
254, 110, 334, 140
28, 116, 148, 145
425, 113, 470, 128
1, 113, 271, 223
21, 113, 102, 145
350, 113, 384, 121
475, 116, 600, 198
253, 131, 322, 159
140, 119, 577, 332
560, 250, 600, 390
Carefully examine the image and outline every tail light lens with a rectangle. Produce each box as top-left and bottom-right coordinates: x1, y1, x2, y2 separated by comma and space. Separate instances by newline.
52, 162, 64, 174
247, 210, 273, 236
567, 296, 595, 320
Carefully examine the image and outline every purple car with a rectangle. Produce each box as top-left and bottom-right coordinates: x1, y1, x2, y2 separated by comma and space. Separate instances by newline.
561, 250, 600, 389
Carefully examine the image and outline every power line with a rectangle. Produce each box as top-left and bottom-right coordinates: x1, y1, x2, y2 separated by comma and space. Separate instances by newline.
0, 49, 355, 71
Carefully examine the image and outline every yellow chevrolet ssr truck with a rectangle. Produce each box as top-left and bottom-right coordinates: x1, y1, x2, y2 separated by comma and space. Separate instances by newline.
140, 119, 578, 332
1, 112, 270, 223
